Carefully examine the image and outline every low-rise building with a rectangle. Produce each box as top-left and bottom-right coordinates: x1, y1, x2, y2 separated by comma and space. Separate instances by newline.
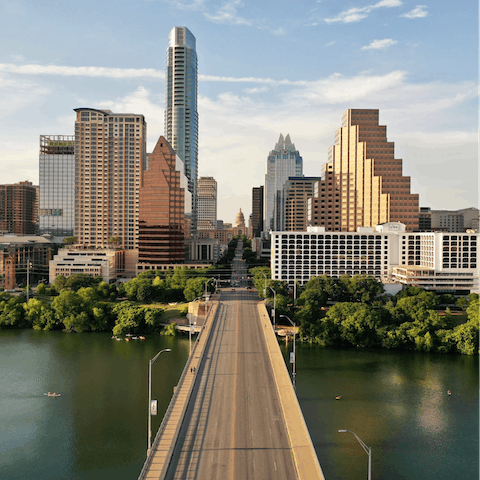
136, 263, 212, 275
0, 234, 57, 288
271, 222, 478, 294
49, 248, 125, 284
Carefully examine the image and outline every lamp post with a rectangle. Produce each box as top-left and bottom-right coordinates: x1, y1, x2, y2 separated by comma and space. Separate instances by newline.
148, 348, 171, 454
189, 296, 202, 355
338, 429, 372, 480
204, 277, 215, 318
260, 271, 267, 299
26, 259, 32, 302
269, 286, 276, 331
280, 314, 296, 390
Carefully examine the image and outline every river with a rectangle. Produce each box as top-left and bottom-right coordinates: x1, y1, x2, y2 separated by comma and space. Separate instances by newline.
0, 329, 477, 479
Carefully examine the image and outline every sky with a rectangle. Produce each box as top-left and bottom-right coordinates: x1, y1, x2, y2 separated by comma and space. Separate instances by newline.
0, 0, 478, 225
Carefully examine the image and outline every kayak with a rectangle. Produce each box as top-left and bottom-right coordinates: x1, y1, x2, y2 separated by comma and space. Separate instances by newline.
44, 393, 61, 397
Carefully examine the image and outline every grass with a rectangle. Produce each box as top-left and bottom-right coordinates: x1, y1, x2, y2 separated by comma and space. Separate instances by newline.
160, 303, 189, 321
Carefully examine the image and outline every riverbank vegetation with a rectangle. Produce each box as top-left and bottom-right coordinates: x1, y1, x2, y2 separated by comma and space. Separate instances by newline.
250, 269, 479, 355
0, 267, 214, 334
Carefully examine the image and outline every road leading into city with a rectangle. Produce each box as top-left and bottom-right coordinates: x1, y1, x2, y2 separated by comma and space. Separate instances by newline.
163, 286, 298, 480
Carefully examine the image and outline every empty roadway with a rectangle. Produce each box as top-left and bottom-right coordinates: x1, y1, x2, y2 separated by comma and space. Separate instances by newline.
164, 288, 297, 480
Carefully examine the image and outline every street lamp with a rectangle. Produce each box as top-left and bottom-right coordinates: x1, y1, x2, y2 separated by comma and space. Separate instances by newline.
269, 286, 276, 331
338, 429, 372, 480
260, 271, 267, 299
280, 314, 296, 390
204, 277, 215, 318
189, 296, 203, 355
148, 348, 171, 454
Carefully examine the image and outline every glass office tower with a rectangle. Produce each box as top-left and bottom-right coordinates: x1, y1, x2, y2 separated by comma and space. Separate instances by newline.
39, 135, 75, 236
165, 26, 198, 235
264, 134, 303, 235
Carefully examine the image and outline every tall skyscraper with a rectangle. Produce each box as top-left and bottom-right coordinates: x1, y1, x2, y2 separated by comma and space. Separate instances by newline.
251, 186, 264, 238
264, 134, 303, 234
197, 176, 217, 230
39, 135, 75, 236
138, 136, 191, 264
74, 108, 146, 249
308, 109, 419, 232
165, 26, 198, 235
0, 181, 38, 235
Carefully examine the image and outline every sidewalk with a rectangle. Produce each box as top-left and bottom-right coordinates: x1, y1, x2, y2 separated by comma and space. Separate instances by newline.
257, 303, 325, 480
138, 301, 219, 480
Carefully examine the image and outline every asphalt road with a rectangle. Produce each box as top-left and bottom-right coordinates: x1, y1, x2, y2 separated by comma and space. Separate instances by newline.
164, 288, 297, 480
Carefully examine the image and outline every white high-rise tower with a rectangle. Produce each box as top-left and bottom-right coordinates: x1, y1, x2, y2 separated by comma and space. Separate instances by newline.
165, 26, 198, 235
264, 134, 303, 235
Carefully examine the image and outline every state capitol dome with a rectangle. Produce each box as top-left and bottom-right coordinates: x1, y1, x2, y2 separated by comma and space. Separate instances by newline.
235, 209, 245, 228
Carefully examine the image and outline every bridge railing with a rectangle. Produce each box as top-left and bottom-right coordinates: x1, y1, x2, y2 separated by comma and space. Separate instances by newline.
138, 299, 217, 480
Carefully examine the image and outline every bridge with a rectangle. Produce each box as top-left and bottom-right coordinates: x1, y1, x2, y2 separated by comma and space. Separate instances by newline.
138, 250, 324, 479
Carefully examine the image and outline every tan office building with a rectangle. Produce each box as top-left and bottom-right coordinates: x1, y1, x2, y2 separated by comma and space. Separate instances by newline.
197, 176, 217, 230
308, 109, 419, 232
74, 108, 147, 249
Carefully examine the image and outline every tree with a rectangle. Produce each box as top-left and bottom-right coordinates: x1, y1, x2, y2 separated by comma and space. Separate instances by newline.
184, 277, 209, 302
53, 275, 67, 292
451, 322, 479, 355
63, 236, 77, 245
466, 295, 479, 325
136, 279, 154, 303
65, 273, 101, 291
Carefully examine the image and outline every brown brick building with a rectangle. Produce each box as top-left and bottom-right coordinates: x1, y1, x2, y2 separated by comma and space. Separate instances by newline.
0, 181, 38, 235
308, 109, 419, 232
284, 177, 320, 232
138, 136, 189, 264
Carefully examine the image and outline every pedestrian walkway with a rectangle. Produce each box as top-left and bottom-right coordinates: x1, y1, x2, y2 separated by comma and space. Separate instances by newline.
257, 302, 325, 480
138, 301, 218, 480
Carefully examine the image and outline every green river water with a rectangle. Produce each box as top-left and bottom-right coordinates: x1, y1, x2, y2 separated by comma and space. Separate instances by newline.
0, 329, 477, 479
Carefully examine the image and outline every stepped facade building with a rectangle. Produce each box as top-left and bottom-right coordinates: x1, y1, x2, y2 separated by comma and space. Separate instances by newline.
308, 109, 419, 232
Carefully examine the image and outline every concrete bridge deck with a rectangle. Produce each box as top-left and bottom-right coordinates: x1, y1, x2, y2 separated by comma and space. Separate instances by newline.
138, 289, 324, 480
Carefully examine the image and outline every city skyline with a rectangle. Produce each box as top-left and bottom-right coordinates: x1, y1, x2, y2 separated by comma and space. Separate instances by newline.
0, 0, 477, 223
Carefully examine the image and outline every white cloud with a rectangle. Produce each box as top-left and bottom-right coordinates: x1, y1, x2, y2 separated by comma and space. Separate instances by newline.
362, 38, 398, 50
243, 86, 269, 94
325, 0, 403, 24
164, 0, 205, 10
0, 62, 313, 87
0, 63, 164, 79
203, 0, 285, 35
204, 0, 253, 26
401, 5, 428, 18
0, 74, 51, 117
285, 70, 408, 106
0, 68, 476, 220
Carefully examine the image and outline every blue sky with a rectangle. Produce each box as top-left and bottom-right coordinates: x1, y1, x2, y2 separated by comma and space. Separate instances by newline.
0, 0, 477, 224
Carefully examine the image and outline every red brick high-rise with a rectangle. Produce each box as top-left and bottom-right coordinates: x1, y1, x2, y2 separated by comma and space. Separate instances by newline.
0, 181, 38, 235
138, 136, 190, 264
